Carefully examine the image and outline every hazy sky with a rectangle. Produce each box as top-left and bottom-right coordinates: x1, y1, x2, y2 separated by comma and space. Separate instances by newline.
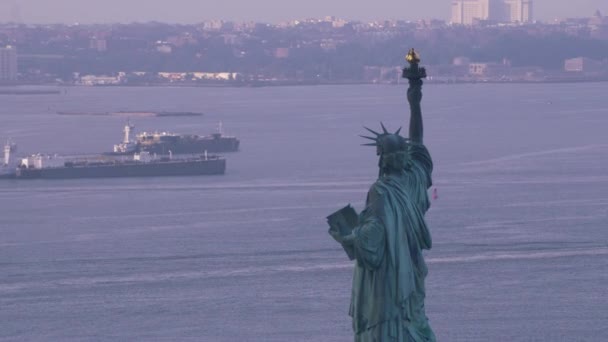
0, 0, 606, 24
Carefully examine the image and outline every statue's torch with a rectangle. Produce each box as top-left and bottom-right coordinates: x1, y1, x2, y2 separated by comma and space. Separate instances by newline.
402, 48, 427, 83
402, 48, 426, 142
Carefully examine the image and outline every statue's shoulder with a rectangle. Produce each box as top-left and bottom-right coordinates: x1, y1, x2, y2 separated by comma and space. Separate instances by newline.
408, 142, 430, 153
369, 181, 382, 193
370, 177, 403, 197
407, 143, 433, 175
368, 180, 389, 200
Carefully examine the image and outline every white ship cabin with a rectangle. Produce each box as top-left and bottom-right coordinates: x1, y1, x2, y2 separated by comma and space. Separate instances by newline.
133, 151, 152, 162
3, 141, 18, 166
3, 143, 11, 166
137, 131, 181, 143
113, 142, 136, 153
114, 121, 137, 153
20, 155, 66, 169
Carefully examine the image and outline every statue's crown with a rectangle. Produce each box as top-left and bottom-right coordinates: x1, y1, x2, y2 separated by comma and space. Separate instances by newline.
360, 123, 409, 154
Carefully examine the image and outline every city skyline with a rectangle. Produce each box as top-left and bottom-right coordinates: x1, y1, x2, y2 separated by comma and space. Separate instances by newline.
0, 0, 605, 24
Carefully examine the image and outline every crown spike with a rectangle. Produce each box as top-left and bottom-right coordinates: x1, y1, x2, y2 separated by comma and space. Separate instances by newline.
394, 127, 402, 135
362, 143, 378, 146
380, 122, 389, 134
359, 135, 378, 141
364, 126, 381, 136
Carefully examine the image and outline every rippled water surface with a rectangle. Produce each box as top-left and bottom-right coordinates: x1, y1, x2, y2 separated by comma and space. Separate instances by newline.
1, 84, 607, 341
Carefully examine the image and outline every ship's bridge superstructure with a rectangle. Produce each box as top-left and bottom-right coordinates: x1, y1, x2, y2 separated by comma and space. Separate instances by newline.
19, 154, 66, 169
113, 122, 137, 153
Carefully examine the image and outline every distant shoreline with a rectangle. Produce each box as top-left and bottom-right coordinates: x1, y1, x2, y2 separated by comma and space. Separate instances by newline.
0, 89, 62, 95
56, 111, 204, 117
3, 78, 608, 92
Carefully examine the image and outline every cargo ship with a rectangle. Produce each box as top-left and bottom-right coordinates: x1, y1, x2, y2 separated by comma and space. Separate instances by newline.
109, 122, 240, 155
1, 145, 225, 179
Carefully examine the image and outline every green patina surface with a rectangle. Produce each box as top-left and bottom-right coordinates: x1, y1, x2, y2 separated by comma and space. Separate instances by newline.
329, 49, 436, 342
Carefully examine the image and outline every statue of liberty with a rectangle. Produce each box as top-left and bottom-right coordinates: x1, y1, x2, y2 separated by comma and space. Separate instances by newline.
328, 49, 436, 342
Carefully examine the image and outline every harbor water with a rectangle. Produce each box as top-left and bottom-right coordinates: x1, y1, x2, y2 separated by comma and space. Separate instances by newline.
1, 84, 607, 341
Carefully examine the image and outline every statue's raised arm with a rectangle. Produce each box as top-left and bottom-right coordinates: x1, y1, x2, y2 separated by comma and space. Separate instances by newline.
402, 48, 433, 199
402, 48, 427, 145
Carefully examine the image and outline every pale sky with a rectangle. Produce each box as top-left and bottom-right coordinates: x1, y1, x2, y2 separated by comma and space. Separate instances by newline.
0, 0, 606, 24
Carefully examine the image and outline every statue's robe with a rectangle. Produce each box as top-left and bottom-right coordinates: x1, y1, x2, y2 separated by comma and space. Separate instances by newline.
350, 144, 435, 342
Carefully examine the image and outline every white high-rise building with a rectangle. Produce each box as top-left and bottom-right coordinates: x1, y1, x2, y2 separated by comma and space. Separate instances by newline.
451, 0, 533, 25
0, 46, 18, 82
503, 0, 533, 23
452, 0, 489, 25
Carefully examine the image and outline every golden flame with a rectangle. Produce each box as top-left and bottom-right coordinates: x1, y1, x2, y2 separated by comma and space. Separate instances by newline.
405, 48, 421, 63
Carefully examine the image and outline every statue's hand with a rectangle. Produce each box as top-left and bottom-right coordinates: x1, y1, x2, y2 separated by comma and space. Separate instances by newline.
329, 229, 356, 246
341, 233, 356, 246
328, 229, 343, 244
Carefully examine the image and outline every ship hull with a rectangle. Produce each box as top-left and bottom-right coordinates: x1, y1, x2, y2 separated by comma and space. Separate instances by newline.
12, 158, 226, 179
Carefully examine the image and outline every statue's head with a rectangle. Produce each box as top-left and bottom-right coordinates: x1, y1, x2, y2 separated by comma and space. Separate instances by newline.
361, 123, 410, 175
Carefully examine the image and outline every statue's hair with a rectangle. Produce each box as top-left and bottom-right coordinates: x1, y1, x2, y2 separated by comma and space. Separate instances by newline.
380, 150, 410, 175
361, 123, 410, 176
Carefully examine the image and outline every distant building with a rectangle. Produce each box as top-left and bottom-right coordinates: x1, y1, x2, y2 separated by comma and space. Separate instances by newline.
451, 0, 533, 25
417, 19, 448, 29
221, 34, 241, 46
589, 10, 608, 40
155, 42, 173, 54
157, 72, 239, 82
469, 61, 511, 77
169, 35, 197, 47
89, 38, 107, 52
451, 0, 490, 25
273, 48, 290, 59
502, 0, 533, 23
332, 19, 348, 28
78, 74, 123, 86
469, 63, 491, 75
564, 57, 605, 72
322, 16, 348, 28
0, 46, 18, 82
363, 66, 401, 83
233, 21, 257, 32
453, 56, 471, 66
320, 39, 338, 51
202, 20, 224, 31
589, 10, 607, 27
